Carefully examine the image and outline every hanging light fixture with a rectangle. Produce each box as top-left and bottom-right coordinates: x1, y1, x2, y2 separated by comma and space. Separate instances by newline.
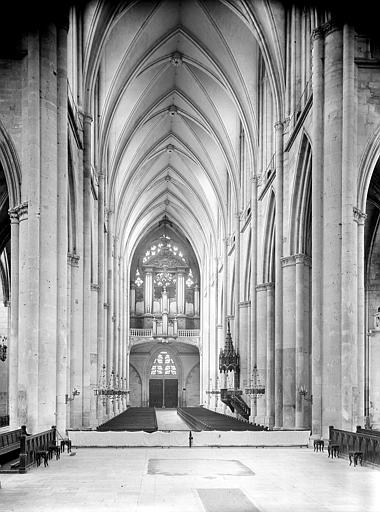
245, 365, 265, 401
94, 364, 129, 404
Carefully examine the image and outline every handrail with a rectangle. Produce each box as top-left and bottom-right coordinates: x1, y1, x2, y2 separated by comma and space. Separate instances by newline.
129, 328, 153, 337
177, 329, 200, 337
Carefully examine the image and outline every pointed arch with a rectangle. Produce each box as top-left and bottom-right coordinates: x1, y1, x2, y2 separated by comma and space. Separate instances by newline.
262, 190, 276, 283
244, 229, 252, 301
0, 120, 21, 208
289, 134, 312, 255
358, 125, 380, 212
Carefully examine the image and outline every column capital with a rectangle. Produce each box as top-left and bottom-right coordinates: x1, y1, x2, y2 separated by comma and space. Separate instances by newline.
67, 252, 80, 267
9, 201, 28, 223
256, 282, 274, 292
353, 206, 367, 225
274, 121, 284, 131
295, 253, 312, 266
281, 255, 296, 267
323, 18, 342, 37
8, 207, 20, 224
312, 25, 326, 41
79, 110, 93, 124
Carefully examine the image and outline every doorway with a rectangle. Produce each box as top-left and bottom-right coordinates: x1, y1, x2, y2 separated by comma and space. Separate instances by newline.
149, 379, 178, 407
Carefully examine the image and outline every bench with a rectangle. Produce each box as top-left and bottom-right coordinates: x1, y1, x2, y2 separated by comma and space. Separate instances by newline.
60, 438, 72, 453
349, 451, 363, 467
0, 428, 22, 462
328, 443, 340, 458
35, 448, 49, 467
313, 439, 324, 452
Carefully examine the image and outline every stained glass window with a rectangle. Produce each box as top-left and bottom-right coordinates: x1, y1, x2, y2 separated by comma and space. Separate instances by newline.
150, 351, 177, 375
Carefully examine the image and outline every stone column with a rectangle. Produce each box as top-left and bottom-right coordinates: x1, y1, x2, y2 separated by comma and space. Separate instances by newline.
249, 176, 258, 422
82, 112, 93, 426
354, 208, 366, 427
16, 202, 29, 428
234, 214, 240, 354
56, 21, 69, 434
68, 252, 82, 428
97, 171, 105, 421
144, 268, 153, 314
106, 211, 113, 416
274, 121, 284, 428
311, 25, 325, 437
322, 21, 343, 437
194, 285, 200, 315
239, 302, 250, 392
265, 283, 275, 427
130, 283, 136, 314
295, 254, 311, 428
341, 24, 358, 430
8, 207, 20, 428
256, 284, 267, 424
113, 237, 119, 414
38, 24, 59, 431
282, 256, 296, 428
177, 270, 185, 314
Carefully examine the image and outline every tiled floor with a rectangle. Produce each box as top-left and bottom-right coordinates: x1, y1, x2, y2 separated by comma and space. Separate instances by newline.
0, 446, 379, 512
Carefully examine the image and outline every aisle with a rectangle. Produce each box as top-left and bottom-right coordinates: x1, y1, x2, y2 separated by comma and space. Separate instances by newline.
155, 408, 190, 430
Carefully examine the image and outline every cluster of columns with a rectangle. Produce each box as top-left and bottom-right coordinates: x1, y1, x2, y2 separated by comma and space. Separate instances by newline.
8, 20, 69, 434
311, 20, 363, 437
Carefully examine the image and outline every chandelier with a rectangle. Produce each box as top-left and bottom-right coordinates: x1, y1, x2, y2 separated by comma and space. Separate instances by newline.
245, 365, 265, 400
94, 364, 129, 404
0, 335, 7, 362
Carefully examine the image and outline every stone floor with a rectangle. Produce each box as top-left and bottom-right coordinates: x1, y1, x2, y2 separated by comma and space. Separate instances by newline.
155, 408, 190, 430
0, 446, 379, 512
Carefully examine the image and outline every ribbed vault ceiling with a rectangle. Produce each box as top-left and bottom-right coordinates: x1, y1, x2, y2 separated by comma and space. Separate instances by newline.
84, 0, 283, 268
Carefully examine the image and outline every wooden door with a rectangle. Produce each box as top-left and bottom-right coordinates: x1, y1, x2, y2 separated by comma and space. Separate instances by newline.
164, 379, 178, 408
149, 379, 163, 407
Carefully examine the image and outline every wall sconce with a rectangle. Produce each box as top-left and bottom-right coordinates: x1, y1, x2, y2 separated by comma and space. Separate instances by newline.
65, 388, 80, 404
299, 385, 312, 403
